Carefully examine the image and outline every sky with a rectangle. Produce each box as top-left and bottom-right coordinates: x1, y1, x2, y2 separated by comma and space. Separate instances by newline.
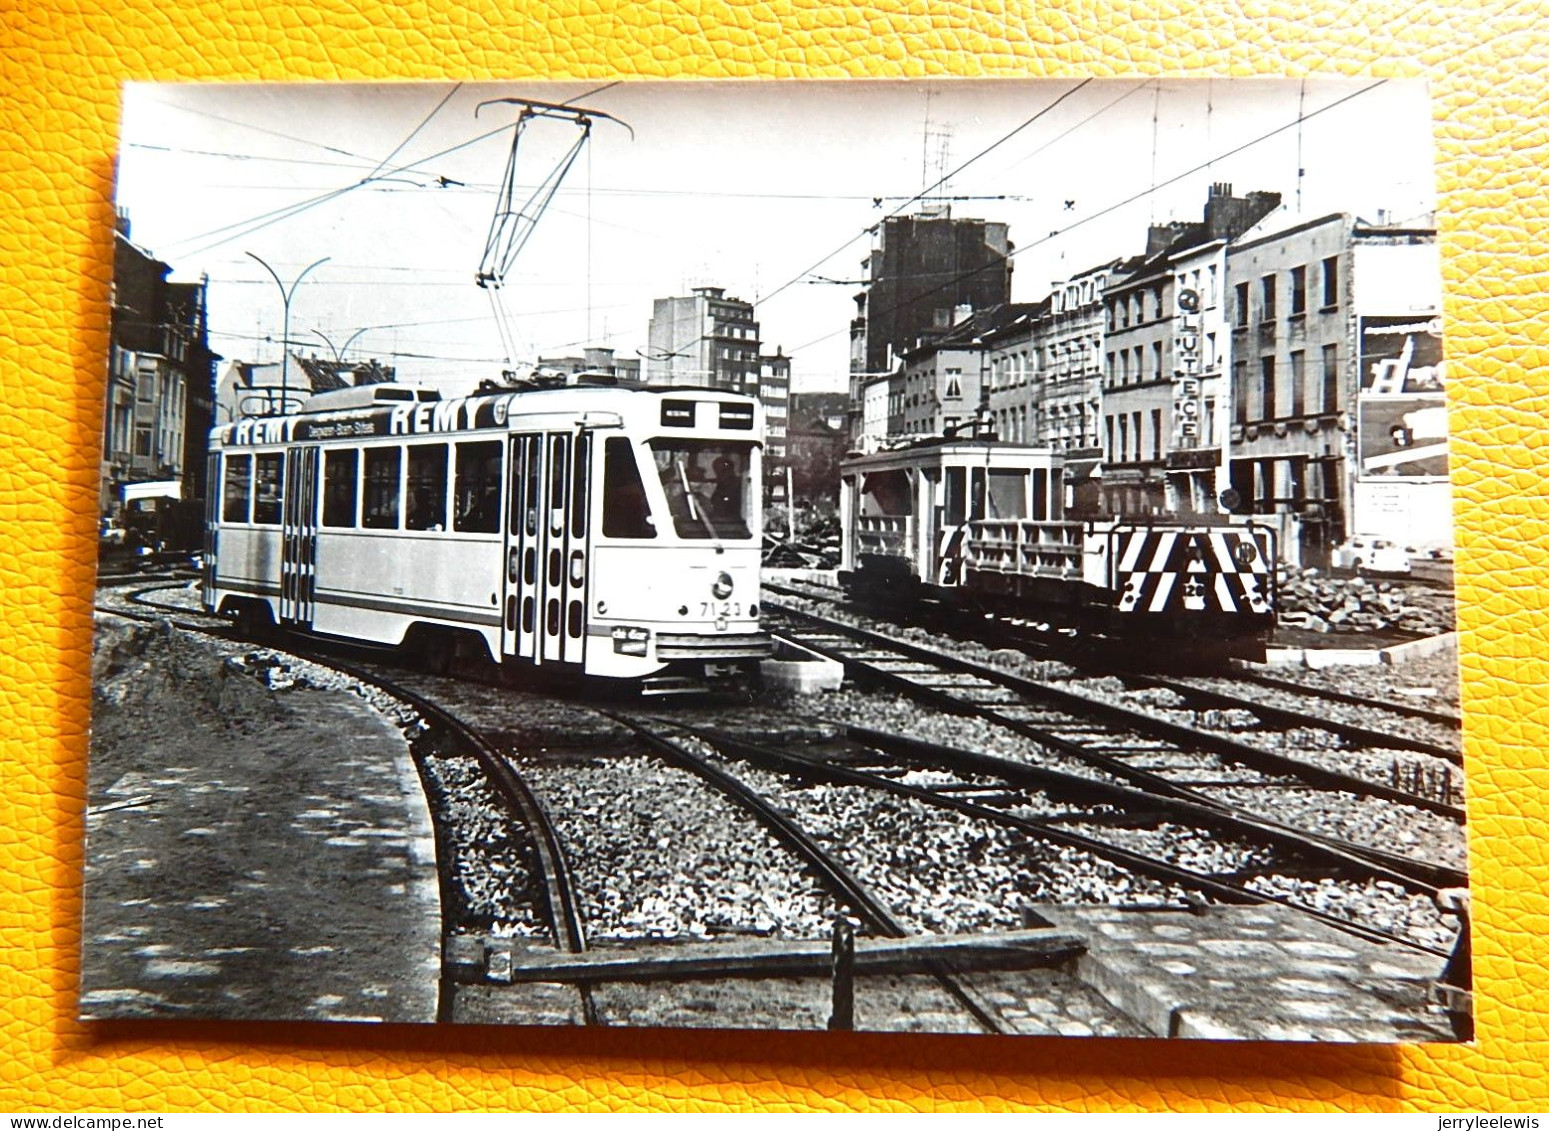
115, 78, 1438, 396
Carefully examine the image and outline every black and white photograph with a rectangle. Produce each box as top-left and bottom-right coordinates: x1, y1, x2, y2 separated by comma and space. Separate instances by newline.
85, 78, 1468, 1041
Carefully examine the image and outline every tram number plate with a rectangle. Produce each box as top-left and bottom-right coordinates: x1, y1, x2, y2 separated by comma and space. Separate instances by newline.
700, 601, 743, 618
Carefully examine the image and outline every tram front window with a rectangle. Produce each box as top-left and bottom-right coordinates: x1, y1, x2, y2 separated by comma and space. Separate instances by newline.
648, 440, 754, 540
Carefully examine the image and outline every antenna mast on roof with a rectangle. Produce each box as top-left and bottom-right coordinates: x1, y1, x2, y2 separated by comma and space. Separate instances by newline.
474, 97, 632, 376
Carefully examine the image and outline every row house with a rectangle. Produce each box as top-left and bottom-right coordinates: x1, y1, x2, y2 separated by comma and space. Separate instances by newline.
105, 218, 218, 515
1226, 212, 1443, 563
890, 311, 997, 439
981, 302, 1044, 445
1101, 185, 1281, 516
1037, 261, 1114, 458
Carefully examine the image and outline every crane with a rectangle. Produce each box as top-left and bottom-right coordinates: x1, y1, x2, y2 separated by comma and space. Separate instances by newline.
474, 96, 633, 376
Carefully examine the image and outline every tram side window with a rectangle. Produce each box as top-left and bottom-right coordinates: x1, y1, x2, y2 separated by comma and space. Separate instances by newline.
570, 433, 590, 539
222, 454, 251, 523
253, 453, 283, 525
322, 449, 358, 527
363, 447, 401, 530
406, 443, 448, 531
987, 470, 1029, 520
547, 434, 569, 536
454, 441, 502, 533
602, 437, 654, 539
944, 466, 967, 525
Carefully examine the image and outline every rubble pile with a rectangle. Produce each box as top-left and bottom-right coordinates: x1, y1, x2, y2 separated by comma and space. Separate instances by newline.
763, 508, 841, 569
1274, 566, 1456, 637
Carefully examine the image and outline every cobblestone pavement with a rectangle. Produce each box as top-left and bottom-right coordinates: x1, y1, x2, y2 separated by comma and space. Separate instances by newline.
82, 689, 442, 1023
1038, 905, 1456, 1042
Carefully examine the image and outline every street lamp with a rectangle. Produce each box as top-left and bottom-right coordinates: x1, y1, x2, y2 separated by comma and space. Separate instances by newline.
246, 252, 330, 414
313, 326, 375, 371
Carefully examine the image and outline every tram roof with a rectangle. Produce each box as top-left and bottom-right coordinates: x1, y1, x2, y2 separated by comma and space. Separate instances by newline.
212, 381, 761, 448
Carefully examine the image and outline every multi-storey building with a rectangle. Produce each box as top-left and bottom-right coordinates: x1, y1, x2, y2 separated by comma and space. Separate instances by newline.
646, 286, 761, 393
1035, 261, 1116, 455
893, 311, 997, 439
1101, 255, 1176, 515
758, 348, 791, 467
847, 207, 1013, 441
1164, 238, 1230, 515
1347, 217, 1447, 552
859, 374, 891, 450
104, 218, 218, 515
1226, 212, 1443, 563
1102, 185, 1280, 515
982, 302, 1043, 445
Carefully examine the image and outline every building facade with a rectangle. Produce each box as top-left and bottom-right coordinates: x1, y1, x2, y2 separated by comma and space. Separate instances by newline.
1037, 262, 1115, 454
646, 286, 761, 393
982, 303, 1042, 445
1226, 212, 1444, 563
104, 221, 218, 514
758, 349, 791, 467
1164, 239, 1230, 516
893, 311, 999, 439
1102, 185, 1281, 515
848, 208, 1012, 441
1102, 260, 1177, 514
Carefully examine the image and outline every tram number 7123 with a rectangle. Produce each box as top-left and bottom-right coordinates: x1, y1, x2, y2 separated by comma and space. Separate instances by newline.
701, 601, 743, 618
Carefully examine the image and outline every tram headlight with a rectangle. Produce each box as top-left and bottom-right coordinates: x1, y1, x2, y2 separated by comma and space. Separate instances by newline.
712, 571, 735, 600
611, 625, 650, 656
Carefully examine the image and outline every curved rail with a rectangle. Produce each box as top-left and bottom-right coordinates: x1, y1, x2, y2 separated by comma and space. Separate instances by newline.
611, 714, 1012, 1035
100, 592, 599, 1019
766, 576, 1462, 745
764, 602, 1465, 891
660, 719, 1451, 960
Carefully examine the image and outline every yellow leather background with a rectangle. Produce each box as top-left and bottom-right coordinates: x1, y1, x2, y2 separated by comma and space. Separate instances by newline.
3, 0, 1544, 1113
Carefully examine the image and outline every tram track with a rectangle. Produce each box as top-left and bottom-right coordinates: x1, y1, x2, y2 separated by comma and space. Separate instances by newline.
95, 576, 1461, 1029
764, 575, 1462, 746
620, 715, 1454, 958
762, 600, 1466, 881
97, 580, 600, 1022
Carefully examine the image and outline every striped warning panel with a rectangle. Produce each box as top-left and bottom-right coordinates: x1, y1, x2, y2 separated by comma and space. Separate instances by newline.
1112, 528, 1274, 615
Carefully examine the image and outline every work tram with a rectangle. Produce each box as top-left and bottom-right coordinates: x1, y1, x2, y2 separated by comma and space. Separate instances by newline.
838, 439, 1278, 662
204, 381, 771, 690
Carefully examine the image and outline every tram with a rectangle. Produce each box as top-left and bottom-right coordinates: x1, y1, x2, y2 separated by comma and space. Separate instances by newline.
204, 379, 771, 689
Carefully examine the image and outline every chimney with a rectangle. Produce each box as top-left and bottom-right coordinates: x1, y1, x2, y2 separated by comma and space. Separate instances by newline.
1205, 185, 1282, 242
1147, 224, 1179, 257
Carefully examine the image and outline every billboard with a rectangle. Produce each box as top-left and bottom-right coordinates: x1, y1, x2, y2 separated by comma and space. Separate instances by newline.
1357, 315, 1447, 478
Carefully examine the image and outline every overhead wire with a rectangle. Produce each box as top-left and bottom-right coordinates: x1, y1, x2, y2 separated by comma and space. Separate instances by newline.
169, 82, 622, 260
785, 78, 1390, 358
756, 78, 1096, 311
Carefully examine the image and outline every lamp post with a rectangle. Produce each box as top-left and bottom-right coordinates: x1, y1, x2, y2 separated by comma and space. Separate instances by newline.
313, 326, 375, 380
246, 252, 329, 413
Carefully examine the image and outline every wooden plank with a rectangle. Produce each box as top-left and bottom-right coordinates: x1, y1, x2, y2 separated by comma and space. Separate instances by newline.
459, 928, 1086, 985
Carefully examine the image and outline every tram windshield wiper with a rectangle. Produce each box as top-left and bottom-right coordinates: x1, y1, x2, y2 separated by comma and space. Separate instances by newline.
674, 457, 723, 548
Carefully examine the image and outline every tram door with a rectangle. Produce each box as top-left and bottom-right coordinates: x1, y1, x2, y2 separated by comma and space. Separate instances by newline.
279, 445, 320, 626
502, 430, 591, 666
